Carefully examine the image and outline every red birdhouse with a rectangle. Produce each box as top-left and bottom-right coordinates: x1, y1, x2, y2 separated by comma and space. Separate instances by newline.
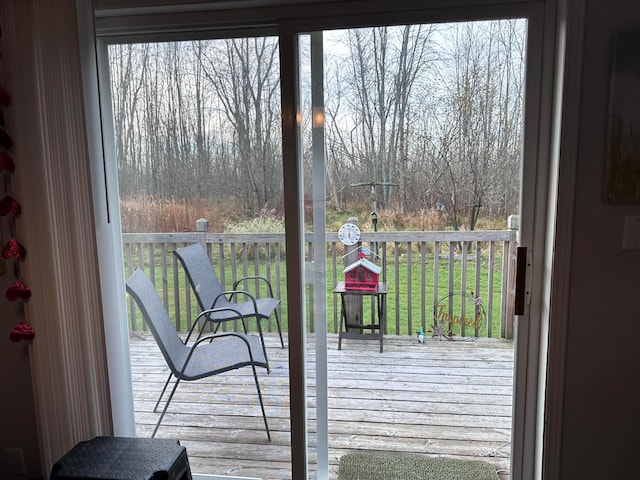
343, 252, 382, 291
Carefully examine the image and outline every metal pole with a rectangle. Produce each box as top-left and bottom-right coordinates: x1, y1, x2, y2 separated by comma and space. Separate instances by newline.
371, 211, 378, 256
350, 181, 396, 258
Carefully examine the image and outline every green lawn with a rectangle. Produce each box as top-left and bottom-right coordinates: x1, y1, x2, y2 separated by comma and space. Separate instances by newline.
125, 247, 506, 339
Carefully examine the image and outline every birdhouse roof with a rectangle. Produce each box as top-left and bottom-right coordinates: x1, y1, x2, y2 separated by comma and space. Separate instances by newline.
343, 257, 382, 275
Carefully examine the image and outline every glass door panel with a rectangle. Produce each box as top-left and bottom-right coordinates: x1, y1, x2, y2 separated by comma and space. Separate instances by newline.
105, 35, 292, 479
298, 19, 526, 477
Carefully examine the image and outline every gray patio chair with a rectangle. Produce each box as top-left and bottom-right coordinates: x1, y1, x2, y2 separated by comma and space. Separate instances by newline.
173, 243, 285, 372
125, 267, 271, 440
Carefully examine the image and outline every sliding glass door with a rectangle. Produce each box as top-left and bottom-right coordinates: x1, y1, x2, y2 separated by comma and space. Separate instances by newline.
95, 2, 556, 479
102, 33, 295, 478
296, 18, 529, 478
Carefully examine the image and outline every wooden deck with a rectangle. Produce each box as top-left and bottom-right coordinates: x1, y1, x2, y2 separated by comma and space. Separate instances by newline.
129, 332, 513, 479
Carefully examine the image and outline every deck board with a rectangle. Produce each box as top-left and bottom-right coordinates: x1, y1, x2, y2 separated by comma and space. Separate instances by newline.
129, 333, 513, 479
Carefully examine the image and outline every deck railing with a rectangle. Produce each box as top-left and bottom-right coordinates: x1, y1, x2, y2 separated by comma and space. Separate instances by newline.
123, 223, 517, 339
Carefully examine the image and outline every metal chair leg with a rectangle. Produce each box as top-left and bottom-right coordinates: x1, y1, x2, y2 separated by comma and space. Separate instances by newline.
251, 363, 271, 442
274, 310, 285, 349
152, 377, 181, 438
154, 373, 174, 413
254, 316, 270, 374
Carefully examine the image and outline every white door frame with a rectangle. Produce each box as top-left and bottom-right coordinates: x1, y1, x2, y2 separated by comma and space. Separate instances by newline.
90, 2, 565, 479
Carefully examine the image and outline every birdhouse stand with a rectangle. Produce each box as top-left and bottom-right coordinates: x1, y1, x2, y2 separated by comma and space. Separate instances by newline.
343, 251, 382, 291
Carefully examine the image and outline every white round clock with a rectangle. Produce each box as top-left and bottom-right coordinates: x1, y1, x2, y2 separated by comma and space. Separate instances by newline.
338, 223, 361, 246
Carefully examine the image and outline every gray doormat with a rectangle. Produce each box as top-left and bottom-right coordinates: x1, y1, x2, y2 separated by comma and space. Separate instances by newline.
338, 453, 499, 480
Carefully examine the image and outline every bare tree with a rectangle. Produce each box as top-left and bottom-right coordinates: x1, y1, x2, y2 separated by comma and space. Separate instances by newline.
108, 20, 525, 229
109, 43, 149, 195
200, 37, 281, 212
325, 25, 436, 212
429, 20, 525, 231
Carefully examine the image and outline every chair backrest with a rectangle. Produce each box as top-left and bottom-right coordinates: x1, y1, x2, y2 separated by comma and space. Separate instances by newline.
126, 268, 187, 376
174, 243, 230, 311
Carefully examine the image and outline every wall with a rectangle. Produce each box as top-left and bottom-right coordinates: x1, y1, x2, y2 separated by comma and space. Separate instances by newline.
1, 1, 113, 474
0, 20, 42, 480
0, 288, 39, 480
0, 241, 40, 479
559, 1, 640, 478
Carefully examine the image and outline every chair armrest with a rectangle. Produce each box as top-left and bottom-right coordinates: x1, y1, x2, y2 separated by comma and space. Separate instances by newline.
234, 275, 275, 298
210, 291, 263, 337
212, 289, 259, 311
194, 331, 251, 349
184, 315, 206, 344
196, 306, 245, 322
186, 306, 248, 343
179, 330, 256, 377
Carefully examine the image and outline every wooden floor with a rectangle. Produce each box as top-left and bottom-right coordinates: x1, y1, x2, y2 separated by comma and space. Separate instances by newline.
129, 332, 513, 479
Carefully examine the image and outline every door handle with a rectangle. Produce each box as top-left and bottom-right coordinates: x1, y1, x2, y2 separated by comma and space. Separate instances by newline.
515, 246, 527, 315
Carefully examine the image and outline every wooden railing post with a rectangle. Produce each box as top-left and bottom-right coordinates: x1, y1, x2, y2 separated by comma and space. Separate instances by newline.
196, 218, 209, 250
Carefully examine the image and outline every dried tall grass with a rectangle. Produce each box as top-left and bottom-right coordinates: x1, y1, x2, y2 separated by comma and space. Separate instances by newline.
120, 196, 243, 233
120, 196, 507, 234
